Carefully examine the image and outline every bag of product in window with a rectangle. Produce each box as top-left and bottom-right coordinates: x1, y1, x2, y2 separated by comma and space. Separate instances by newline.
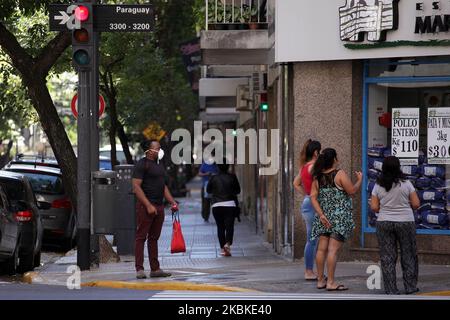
430, 177, 446, 190
368, 147, 388, 158
415, 176, 431, 190
405, 176, 417, 187
368, 169, 380, 181
419, 222, 449, 230
417, 190, 445, 202
418, 165, 446, 178
420, 210, 449, 226
400, 165, 419, 176
418, 201, 447, 213
413, 210, 422, 224
368, 157, 384, 171
383, 149, 392, 158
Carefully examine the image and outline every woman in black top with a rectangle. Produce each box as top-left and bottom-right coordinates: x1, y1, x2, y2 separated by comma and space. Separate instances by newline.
207, 160, 241, 257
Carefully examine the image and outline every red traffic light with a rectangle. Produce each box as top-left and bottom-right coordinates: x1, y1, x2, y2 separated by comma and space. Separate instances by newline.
75, 5, 89, 22
73, 28, 89, 42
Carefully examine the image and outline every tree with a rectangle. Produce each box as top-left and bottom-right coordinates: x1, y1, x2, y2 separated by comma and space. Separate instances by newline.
0, 2, 77, 210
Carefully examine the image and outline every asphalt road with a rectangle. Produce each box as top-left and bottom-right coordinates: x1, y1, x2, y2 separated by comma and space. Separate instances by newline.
0, 282, 162, 300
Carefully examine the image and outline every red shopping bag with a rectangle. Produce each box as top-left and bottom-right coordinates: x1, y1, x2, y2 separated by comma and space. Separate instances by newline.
171, 211, 186, 253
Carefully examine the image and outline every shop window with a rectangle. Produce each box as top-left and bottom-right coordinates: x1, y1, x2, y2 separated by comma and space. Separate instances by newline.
363, 58, 450, 236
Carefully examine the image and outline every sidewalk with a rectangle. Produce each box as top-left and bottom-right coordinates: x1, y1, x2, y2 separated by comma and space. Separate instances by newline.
25, 176, 450, 296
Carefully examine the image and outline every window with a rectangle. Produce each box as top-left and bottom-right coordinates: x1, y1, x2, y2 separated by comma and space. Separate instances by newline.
363, 58, 450, 237
18, 172, 64, 195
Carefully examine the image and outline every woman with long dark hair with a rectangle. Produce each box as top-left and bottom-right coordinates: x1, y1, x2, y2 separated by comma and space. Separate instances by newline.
207, 159, 241, 257
370, 156, 420, 294
293, 139, 321, 280
310, 148, 362, 291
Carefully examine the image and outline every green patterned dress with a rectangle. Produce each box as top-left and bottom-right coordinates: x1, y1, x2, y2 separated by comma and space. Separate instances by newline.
310, 170, 355, 241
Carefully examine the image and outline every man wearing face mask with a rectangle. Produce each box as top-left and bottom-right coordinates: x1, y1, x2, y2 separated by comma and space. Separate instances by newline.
132, 139, 178, 279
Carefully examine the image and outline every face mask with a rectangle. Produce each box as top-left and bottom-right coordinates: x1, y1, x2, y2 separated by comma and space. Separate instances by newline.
146, 148, 164, 162
158, 148, 164, 161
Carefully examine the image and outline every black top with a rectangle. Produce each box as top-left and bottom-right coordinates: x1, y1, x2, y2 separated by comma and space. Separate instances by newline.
206, 173, 241, 205
132, 157, 166, 205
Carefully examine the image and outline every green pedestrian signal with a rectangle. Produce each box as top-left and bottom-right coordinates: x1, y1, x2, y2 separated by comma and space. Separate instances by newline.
260, 102, 269, 112
259, 92, 268, 112
73, 49, 90, 66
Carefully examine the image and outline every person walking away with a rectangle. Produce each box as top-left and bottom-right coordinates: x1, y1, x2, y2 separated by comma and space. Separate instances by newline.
198, 154, 219, 222
293, 139, 321, 280
310, 148, 362, 291
207, 160, 241, 257
132, 139, 178, 279
370, 156, 420, 295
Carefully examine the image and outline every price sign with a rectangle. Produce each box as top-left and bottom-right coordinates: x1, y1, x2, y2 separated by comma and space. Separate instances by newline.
391, 108, 420, 165
427, 107, 450, 164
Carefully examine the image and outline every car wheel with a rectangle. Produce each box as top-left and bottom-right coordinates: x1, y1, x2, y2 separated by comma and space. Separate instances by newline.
18, 250, 35, 273
33, 250, 41, 268
4, 245, 19, 275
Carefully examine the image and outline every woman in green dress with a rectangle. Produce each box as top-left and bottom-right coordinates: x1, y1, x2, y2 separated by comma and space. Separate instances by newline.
310, 148, 362, 291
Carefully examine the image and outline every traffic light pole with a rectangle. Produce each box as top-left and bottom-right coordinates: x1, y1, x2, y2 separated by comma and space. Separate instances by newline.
75, 0, 100, 271
90, 27, 100, 268
77, 68, 91, 271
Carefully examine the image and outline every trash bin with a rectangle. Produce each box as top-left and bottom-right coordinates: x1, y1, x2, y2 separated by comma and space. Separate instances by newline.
92, 170, 118, 234
114, 164, 136, 255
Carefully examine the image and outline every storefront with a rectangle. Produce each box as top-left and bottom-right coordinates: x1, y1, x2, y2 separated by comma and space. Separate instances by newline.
274, 0, 450, 261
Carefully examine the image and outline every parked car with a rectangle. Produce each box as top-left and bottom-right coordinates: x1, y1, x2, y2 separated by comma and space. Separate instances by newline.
99, 155, 112, 170
0, 171, 49, 274
3, 155, 76, 251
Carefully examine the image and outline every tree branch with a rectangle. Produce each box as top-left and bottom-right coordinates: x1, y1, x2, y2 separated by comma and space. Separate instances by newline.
35, 31, 71, 76
0, 22, 33, 76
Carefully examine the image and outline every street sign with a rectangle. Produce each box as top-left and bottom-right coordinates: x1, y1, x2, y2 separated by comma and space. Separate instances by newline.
71, 94, 105, 119
49, 4, 154, 32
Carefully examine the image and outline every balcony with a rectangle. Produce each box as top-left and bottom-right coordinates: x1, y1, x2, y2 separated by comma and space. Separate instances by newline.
201, 0, 269, 65
206, 0, 268, 31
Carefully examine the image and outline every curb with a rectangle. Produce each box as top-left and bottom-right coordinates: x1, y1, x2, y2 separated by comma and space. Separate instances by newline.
81, 281, 256, 292
418, 291, 450, 296
22, 271, 255, 292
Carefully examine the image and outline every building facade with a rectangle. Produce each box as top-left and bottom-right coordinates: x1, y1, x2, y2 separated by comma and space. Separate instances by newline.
199, 0, 450, 263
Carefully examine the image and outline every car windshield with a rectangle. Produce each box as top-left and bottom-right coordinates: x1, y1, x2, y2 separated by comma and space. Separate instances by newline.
19, 172, 64, 195
0, 178, 26, 201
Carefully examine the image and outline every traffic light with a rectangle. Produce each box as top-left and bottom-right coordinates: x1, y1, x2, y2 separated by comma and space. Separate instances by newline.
259, 92, 269, 112
72, 3, 93, 71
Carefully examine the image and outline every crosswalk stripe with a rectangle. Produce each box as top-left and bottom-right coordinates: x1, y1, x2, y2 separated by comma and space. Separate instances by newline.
148, 291, 450, 300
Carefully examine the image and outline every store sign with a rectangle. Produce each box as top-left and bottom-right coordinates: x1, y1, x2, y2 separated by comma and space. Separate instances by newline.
275, 0, 450, 62
427, 107, 450, 164
415, 2, 450, 34
391, 108, 420, 165
339, 0, 399, 42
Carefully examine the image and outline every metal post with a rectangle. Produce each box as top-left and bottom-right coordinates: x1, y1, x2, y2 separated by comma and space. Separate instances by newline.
90, 18, 100, 268
77, 68, 91, 271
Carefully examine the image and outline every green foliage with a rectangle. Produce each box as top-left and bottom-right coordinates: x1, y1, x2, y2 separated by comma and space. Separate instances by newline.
1, 0, 199, 148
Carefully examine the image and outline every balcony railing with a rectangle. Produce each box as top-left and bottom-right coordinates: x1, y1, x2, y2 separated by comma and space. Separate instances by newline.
205, 0, 268, 30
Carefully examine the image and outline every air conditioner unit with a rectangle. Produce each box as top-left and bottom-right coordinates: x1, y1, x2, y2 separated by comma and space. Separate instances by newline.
252, 72, 266, 93
236, 85, 253, 111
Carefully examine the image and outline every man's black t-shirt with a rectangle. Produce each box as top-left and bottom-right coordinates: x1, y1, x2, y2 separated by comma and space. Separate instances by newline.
132, 157, 166, 205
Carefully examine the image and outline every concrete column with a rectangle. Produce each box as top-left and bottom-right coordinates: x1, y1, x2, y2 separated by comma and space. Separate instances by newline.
292, 60, 363, 259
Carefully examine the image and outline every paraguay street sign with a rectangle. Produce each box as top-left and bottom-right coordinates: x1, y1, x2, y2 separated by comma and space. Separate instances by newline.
49, 4, 154, 32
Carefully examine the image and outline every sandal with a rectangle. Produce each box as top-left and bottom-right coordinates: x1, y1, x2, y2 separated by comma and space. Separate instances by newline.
327, 284, 348, 291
